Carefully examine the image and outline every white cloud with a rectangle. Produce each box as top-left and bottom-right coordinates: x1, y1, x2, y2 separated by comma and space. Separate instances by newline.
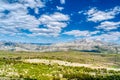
0, 1, 69, 37
37, 12, 69, 37
56, 6, 64, 11
0, 1, 40, 36
35, 8, 39, 14
85, 6, 120, 22
63, 30, 99, 37
78, 11, 83, 14
96, 21, 120, 31
18, 0, 45, 8
89, 32, 120, 41
0, 11, 40, 36
39, 12, 69, 22
64, 30, 120, 43
19, 0, 45, 14
90, 31, 100, 35
0, 0, 45, 13
0, 1, 24, 12
60, 0, 65, 4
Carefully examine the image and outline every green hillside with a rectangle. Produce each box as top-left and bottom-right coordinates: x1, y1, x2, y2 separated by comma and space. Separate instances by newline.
0, 51, 120, 80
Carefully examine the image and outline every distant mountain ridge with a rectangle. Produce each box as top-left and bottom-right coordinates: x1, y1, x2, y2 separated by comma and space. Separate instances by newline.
45, 39, 120, 53
0, 39, 120, 53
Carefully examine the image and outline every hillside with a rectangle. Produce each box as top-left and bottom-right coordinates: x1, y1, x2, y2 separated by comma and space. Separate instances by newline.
0, 51, 120, 80
0, 39, 120, 53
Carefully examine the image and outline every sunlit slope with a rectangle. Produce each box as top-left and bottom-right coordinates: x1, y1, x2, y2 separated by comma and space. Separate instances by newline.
0, 50, 120, 68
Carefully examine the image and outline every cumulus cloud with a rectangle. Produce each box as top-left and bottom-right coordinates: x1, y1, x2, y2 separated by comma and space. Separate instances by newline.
0, 0, 45, 13
63, 30, 99, 37
19, 0, 45, 8
85, 6, 120, 22
0, 1, 69, 37
64, 29, 120, 43
96, 21, 120, 31
18, 0, 45, 14
0, 0, 39, 36
89, 32, 120, 42
37, 12, 69, 37
0, 1, 24, 12
78, 11, 83, 14
56, 6, 64, 11
60, 0, 65, 4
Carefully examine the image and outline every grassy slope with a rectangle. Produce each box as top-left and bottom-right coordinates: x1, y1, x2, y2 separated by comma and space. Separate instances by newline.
0, 50, 120, 67
0, 59, 120, 80
0, 50, 120, 80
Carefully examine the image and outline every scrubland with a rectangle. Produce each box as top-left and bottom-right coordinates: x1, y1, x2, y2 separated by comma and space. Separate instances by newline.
0, 50, 120, 80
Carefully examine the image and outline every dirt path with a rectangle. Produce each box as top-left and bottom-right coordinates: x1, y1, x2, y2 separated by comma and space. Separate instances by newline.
23, 59, 120, 71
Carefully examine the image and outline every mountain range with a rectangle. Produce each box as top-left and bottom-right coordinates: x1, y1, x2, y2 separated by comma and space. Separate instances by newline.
0, 39, 120, 53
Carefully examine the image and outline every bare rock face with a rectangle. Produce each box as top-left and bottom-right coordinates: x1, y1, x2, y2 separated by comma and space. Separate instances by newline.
42, 39, 120, 53
0, 39, 120, 53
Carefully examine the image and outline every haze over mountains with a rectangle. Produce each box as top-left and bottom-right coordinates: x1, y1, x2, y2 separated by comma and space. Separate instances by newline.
0, 39, 120, 53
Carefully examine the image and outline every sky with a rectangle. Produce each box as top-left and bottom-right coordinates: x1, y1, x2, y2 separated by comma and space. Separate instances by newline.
0, 0, 120, 43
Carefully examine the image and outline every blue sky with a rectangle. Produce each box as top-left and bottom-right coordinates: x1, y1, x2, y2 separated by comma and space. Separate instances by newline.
0, 0, 120, 43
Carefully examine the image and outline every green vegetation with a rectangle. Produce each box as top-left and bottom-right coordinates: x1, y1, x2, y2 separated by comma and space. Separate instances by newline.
0, 50, 120, 67
0, 50, 120, 80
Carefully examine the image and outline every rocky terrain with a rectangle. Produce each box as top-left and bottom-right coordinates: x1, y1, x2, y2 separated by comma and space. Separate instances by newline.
0, 39, 120, 53
23, 59, 120, 71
